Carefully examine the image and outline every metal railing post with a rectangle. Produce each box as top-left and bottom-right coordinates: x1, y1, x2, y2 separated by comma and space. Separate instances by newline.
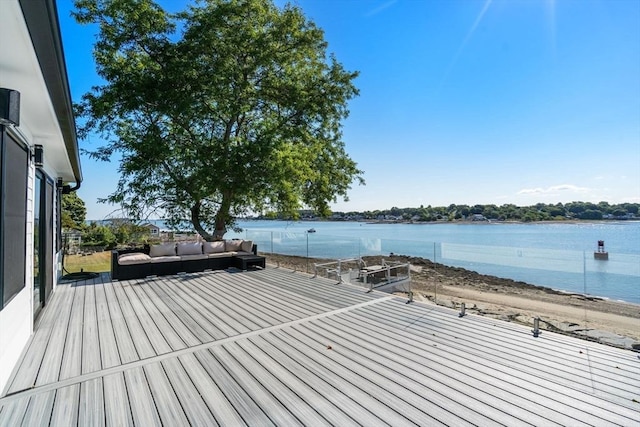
532, 317, 540, 337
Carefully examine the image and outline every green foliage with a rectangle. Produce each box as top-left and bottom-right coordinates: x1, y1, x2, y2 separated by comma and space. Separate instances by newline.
79, 219, 151, 248
73, 0, 363, 240
61, 192, 87, 230
82, 222, 116, 248
332, 201, 639, 222
107, 219, 151, 245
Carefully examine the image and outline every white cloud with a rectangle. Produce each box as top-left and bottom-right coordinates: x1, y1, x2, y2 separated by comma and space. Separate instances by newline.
517, 184, 590, 195
365, 0, 398, 17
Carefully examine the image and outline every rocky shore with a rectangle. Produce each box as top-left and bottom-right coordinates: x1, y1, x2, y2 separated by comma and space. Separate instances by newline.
263, 253, 640, 351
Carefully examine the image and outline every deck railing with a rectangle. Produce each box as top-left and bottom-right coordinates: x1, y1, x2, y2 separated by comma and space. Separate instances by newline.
240, 229, 640, 305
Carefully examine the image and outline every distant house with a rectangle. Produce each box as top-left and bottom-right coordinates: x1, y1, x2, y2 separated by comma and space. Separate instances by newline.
141, 222, 160, 237
0, 0, 82, 391
471, 214, 487, 221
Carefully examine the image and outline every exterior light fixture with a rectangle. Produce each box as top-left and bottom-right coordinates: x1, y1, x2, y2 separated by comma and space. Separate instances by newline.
34, 145, 44, 167
0, 88, 20, 127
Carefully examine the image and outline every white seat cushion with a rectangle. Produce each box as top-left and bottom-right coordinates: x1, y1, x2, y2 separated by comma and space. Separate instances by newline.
118, 253, 151, 265
149, 255, 181, 263
207, 252, 234, 259
180, 254, 207, 261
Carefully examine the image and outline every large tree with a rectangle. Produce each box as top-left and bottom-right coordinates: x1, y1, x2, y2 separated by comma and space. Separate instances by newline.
74, 0, 363, 240
61, 192, 87, 230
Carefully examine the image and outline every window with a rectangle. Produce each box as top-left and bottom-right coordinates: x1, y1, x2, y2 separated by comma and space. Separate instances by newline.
0, 127, 29, 310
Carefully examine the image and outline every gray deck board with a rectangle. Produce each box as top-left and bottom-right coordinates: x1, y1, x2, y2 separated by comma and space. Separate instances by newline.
258, 330, 459, 426
242, 334, 416, 426
249, 268, 382, 308
207, 272, 329, 318
124, 281, 187, 352
101, 279, 139, 364
285, 322, 510, 425
132, 280, 201, 347
20, 391, 55, 426
119, 280, 173, 355
32, 287, 82, 388
49, 384, 79, 427
82, 284, 102, 375
311, 315, 575, 425
161, 357, 219, 426
94, 281, 121, 369
78, 378, 104, 427
143, 277, 218, 343
224, 341, 334, 426
208, 346, 305, 426
153, 275, 243, 337
178, 352, 247, 426
181, 275, 274, 329
143, 362, 190, 425
0, 396, 29, 427
124, 367, 161, 426
111, 280, 157, 359
4, 284, 73, 394
57, 284, 85, 382
360, 300, 640, 409
193, 275, 298, 325
1, 267, 638, 426
102, 373, 132, 427
323, 309, 637, 425
193, 349, 275, 426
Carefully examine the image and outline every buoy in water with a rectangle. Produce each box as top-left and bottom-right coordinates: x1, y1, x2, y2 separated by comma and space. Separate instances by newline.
594, 240, 608, 260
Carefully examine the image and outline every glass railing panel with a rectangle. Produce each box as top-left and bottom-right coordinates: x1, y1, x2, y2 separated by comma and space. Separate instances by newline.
242, 229, 639, 304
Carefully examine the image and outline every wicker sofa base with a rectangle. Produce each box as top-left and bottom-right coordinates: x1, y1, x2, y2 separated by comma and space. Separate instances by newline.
111, 244, 258, 281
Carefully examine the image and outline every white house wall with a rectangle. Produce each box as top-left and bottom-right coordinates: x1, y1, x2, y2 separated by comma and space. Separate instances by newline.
0, 0, 76, 393
0, 133, 66, 393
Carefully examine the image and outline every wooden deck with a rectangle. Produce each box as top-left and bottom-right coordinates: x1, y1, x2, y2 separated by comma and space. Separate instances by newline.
0, 267, 638, 426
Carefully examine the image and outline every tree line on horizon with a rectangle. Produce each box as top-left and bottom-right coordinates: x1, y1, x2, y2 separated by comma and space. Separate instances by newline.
267, 201, 640, 222
64, 191, 638, 250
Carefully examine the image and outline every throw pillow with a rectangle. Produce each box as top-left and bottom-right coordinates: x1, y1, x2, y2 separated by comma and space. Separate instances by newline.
177, 242, 203, 256
149, 243, 176, 257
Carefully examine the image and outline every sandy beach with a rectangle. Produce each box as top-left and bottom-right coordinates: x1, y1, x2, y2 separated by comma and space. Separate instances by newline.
263, 253, 640, 349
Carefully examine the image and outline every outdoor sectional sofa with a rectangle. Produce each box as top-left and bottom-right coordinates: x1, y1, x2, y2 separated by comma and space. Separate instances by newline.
111, 240, 260, 280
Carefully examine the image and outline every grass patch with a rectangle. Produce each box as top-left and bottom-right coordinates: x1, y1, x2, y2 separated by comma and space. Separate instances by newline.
64, 251, 111, 273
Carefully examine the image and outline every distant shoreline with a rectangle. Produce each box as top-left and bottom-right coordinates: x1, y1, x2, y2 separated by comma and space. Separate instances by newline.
241, 218, 640, 226
359, 219, 640, 225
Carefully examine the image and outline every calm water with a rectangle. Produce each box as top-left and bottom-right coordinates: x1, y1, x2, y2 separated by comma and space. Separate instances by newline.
228, 220, 640, 304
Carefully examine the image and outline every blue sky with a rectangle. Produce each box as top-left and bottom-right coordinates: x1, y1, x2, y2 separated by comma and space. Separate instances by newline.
57, 0, 640, 219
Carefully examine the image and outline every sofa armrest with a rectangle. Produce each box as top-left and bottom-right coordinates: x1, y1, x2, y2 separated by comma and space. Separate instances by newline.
111, 250, 120, 278
252, 244, 258, 255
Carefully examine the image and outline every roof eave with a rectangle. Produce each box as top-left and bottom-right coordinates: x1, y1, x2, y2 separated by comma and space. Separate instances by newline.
19, 0, 82, 187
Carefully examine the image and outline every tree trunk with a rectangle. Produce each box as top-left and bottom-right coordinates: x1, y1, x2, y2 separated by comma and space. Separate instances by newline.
213, 191, 232, 240
190, 201, 214, 241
